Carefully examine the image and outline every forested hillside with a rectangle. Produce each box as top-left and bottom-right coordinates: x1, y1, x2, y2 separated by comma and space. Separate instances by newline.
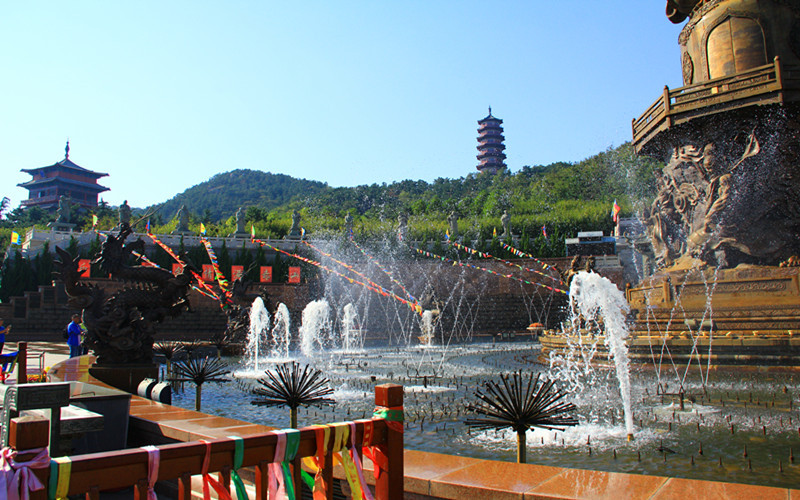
151, 170, 329, 222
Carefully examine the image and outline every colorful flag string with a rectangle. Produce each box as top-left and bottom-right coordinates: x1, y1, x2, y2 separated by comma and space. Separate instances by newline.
347, 236, 418, 306
146, 232, 230, 307
446, 240, 564, 286
301, 239, 421, 311
253, 238, 423, 315
130, 249, 221, 301
407, 244, 568, 296
201, 237, 234, 302
500, 242, 563, 278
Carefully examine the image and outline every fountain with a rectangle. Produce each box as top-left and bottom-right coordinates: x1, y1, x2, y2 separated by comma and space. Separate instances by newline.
166, 2, 800, 488
270, 303, 292, 359
340, 303, 363, 353
299, 299, 332, 357
245, 297, 270, 372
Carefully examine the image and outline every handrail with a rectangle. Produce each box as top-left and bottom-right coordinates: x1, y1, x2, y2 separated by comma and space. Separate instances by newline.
8, 383, 404, 500
632, 57, 800, 149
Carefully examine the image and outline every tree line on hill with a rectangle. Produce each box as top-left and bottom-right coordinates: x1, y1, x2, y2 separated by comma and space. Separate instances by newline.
0, 142, 660, 300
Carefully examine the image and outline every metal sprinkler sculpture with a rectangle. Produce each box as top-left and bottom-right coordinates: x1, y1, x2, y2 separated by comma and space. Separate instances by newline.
250, 361, 335, 428
465, 371, 578, 463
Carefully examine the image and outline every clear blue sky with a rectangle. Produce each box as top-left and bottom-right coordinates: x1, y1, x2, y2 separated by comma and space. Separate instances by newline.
2, 2, 684, 209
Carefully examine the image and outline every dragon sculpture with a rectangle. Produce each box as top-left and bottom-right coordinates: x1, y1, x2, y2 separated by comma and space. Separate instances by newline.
54, 222, 197, 365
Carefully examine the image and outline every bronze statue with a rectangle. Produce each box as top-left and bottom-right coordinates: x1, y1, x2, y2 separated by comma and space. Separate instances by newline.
54, 222, 197, 364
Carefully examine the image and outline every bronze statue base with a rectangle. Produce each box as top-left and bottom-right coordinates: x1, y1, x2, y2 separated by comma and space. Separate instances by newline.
89, 364, 159, 394
541, 265, 800, 369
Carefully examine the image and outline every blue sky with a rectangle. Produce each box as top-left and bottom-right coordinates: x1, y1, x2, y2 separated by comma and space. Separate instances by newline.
2, 2, 684, 209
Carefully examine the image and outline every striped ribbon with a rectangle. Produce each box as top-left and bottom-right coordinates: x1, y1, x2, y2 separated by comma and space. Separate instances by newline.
225, 436, 249, 500
47, 457, 70, 500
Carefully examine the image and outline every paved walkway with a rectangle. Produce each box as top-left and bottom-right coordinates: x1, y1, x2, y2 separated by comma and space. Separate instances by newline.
5, 341, 71, 380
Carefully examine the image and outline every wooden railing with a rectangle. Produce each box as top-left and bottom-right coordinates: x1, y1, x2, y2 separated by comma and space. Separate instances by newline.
8, 384, 404, 500
632, 57, 800, 152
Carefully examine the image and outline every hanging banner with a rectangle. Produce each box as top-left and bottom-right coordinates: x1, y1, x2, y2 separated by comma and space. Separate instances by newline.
231, 265, 244, 281
260, 266, 273, 283
288, 266, 301, 283
202, 264, 215, 282
172, 263, 183, 276
78, 259, 91, 278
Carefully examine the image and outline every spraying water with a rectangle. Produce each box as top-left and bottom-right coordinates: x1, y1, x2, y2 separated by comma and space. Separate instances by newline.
568, 271, 634, 438
300, 299, 331, 357
271, 303, 292, 359
246, 297, 270, 373
341, 303, 362, 353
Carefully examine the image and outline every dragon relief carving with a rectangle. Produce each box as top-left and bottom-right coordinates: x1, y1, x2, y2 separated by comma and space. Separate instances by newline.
644, 132, 762, 269
54, 222, 197, 365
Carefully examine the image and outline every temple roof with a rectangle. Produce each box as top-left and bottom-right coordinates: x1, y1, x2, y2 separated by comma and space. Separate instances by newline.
17, 175, 109, 193
21, 157, 108, 179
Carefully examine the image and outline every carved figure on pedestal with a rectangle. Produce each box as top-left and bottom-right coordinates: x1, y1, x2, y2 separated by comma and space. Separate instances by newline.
54, 222, 197, 364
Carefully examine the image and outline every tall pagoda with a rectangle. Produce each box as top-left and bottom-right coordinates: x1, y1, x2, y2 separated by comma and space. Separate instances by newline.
18, 142, 109, 211
476, 108, 507, 174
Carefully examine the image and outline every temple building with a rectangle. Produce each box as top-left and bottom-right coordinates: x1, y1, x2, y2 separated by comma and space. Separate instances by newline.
17, 141, 109, 211
476, 108, 507, 174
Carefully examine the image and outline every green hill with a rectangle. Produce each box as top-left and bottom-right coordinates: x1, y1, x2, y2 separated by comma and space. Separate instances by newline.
151, 170, 329, 221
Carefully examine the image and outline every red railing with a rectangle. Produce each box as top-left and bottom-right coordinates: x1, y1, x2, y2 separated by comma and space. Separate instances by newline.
8, 384, 404, 500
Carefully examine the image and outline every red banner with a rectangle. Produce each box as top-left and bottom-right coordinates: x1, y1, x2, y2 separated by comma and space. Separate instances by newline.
288, 266, 301, 284
260, 266, 272, 283
202, 264, 214, 282
231, 265, 244, 281
172, 263, 183, 276
78, 259, 91, 278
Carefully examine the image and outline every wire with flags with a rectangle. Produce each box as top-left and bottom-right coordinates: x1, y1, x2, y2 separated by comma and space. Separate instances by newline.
145, 232, 231, 308
407, 244, 568, 295
252, 237, 424, 315
345, 234, 419, 306
130, 249, 221, 301
447, 240, 564, 286
200, 237, 234, 303
300, 239, 417, 308
499, 242, 563, 279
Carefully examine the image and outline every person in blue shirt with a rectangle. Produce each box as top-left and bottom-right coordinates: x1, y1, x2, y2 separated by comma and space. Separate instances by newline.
0, 317, 10, 354
67, 314, 83, 358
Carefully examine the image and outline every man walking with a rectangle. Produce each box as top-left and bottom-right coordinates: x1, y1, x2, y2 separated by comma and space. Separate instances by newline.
66, 314, 82, 358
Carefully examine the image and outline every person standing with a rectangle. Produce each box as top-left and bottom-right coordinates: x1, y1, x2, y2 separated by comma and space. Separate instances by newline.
0, 318, 10, 354
66, 314, 82, 358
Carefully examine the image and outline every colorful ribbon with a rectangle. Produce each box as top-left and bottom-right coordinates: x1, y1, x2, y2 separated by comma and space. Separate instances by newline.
141, 445, 159, 500
349, 422, 374, 500
0, 447, 49, 500
200, 440, 232, 500
47, 457, 70, 500
225, 436, 248, 500
268, 430, 298, 500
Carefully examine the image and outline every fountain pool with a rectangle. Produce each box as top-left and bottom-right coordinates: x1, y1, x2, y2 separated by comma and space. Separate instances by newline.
170, 341, 800, 489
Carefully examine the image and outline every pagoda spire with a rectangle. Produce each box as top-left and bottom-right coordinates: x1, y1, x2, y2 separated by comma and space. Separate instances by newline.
65, 140, 70, 159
